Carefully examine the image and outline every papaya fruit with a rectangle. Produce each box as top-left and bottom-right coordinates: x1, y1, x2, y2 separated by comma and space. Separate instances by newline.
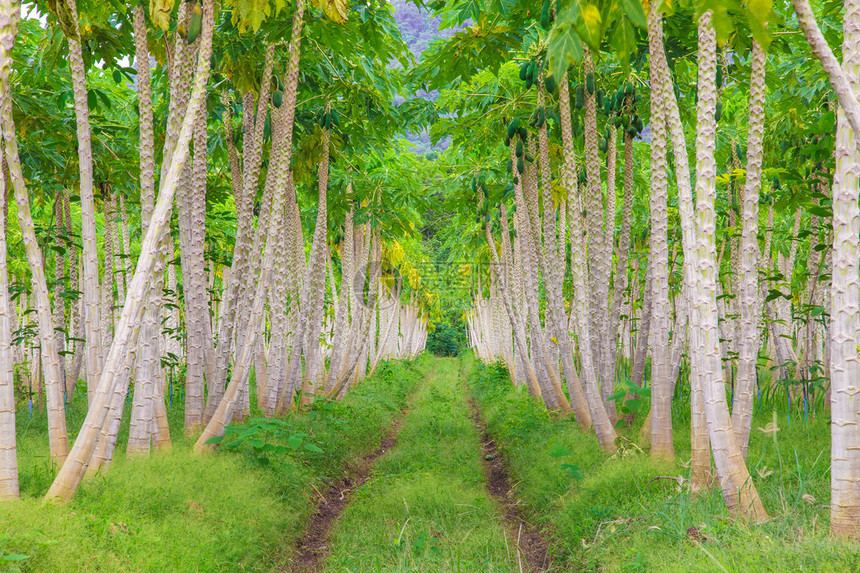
541, 0, 552, 30
516, 140, 524, 158
519, 61, 530, 82
517, 157, 525, 174
586, 73, 594, 95
544, 74, 556, 94
187, 4, 203, 43
272, 90, 283, 108
715, 100, 722, 122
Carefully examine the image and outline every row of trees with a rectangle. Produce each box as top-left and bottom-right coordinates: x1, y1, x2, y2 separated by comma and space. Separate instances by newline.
0, 0, 432, 503
447, 0, 858, 535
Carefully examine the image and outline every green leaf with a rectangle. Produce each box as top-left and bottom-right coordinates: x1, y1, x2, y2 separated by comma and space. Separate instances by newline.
2, 554, 30, 562
303, 443, 324, 453
609, 17, 636, 61
578, 3, 603, 51
561, 463, 583, 479
287, 435, 303, 450
549, 445, 571, 458
607, 389, 627, 402
547, 22, 583, 84
204, 436, 223, 445
621, 398, 643, 414
619, 0, 646, 28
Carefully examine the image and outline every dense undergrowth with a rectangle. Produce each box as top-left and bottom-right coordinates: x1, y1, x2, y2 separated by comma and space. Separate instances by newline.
326, 356, 517, 572
0, 357, 425, 572
467, 356, 860, 572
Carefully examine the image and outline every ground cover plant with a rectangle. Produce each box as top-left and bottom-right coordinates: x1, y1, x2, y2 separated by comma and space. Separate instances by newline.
1, 0, 860, 571
326, 356, 519, 571
469, 359, 860, 571
0, 358, 424, 571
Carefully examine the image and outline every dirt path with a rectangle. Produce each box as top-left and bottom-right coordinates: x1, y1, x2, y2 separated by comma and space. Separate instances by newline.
287, 391, 419, 572
470, 400, 554, 572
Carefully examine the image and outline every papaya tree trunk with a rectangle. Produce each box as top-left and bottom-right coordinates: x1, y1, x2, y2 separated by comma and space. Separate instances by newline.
731, 39, 767, 460
0, 12, 68, 463
0, 129, 17, 499
45, 0, 214, 503
66, 0, 104, 405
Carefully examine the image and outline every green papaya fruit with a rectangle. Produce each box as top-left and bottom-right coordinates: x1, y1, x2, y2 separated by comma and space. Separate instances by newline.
575, 85, 584, 109
625, 81, 634, 97
596, 88, 604, 108
716, 65, 723, 89
272, 90, 283, 108
516, 140, 524, 158
518, 126, 527, 141
525, 153, 534, 163
544, 74, 556, 94
507, 118, 519, 140
541, 0, 551, 30
331, 108, 341, 127
519, 61, 530, 82
517, 158, 525, 174
599, 138, 608, 153
586, 73, 594, 95
715, 100, 722, 122
187, 4, 203, 43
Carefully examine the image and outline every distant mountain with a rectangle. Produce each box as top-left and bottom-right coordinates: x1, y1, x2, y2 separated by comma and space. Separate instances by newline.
390, 1, 458, 153
390, 0, 457, 58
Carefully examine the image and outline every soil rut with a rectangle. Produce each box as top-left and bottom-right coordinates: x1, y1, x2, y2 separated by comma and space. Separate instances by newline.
287, 400, 415, 572
470, 400, 554, 572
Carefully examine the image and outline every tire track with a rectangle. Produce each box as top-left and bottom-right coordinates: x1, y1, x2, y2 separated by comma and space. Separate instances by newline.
469, 399, 554, 572
287, 385, 422, 572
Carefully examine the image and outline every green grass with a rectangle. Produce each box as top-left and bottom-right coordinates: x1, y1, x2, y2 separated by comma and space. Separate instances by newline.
325, 355, 518, 572
468, 356, 860, 572
1, 357, 425, 572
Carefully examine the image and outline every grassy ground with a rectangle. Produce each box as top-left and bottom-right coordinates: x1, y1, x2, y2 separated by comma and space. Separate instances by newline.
468, 357, 860, 572
325, 355, 519, 572
0, 357, 425, 572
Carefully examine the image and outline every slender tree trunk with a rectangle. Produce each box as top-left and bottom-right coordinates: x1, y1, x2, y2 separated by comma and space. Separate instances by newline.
0, 16, 68, 463
647, 20, 674, 458
824, 0, 860, 537
731, 40, 767, 460
45, 0, 214, 503
66, 0, 104, 406
0, 129, 17, 499
649, 1, 712, 493
682, 12, 767, 519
